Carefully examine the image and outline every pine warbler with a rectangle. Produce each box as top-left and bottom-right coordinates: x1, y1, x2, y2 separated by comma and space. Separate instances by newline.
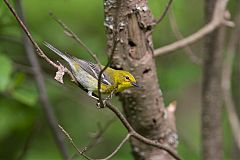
44, 42, 138, 99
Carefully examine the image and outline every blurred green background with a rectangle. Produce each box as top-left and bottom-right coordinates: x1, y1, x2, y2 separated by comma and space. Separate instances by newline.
0, 0, 238, 160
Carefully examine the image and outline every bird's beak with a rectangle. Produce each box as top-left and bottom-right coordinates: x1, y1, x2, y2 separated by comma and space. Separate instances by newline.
131, 82, 139, 87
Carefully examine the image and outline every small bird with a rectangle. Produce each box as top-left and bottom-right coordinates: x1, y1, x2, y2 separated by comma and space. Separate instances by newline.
44, 42, 138, 100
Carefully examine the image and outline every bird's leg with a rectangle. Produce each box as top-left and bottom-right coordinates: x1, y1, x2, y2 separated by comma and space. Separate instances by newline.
88, 91, 99, 100
88, 90, 106, 108
105, 88, 117, 101
95, 89, 116, 108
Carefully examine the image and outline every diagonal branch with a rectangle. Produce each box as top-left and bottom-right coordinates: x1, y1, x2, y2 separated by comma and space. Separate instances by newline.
58, 125, 92, 160
69, 119, 115, 160
154, 0, 173, 25
168, 9, 202, 65
60, 124, 130, 160
154, 0, 232, 56
15, 0, 69, 159
105, 102, 181, 160
3, 0, 76, 82
50, 13, 101, 65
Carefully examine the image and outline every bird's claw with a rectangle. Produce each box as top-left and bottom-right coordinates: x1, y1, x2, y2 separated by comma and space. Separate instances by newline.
96, 99, 106, 109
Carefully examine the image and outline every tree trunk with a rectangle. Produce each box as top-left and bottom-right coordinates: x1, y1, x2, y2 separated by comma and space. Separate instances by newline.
103, 0, 178, 159
202, 0, 225, 160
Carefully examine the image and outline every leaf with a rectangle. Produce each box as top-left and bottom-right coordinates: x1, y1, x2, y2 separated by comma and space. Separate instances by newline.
0, 54, 12, 92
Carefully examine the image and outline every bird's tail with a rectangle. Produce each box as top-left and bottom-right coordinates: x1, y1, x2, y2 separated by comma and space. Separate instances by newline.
43, 41, 72, 64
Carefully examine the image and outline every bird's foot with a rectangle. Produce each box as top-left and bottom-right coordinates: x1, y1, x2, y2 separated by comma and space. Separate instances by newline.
96, 99, 106, 109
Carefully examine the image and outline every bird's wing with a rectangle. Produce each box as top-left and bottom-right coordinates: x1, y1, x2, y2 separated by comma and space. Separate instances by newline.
77, 60, 113, 86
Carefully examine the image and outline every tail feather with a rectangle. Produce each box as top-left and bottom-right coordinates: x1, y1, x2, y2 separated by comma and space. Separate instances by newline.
43, 41, 71, 64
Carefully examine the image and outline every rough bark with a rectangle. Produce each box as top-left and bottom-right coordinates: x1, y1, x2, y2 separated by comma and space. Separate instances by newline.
104, 0, 178, 159
201, 0, 225, 160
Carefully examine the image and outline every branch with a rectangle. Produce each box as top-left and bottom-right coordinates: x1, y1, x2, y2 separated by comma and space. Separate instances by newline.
86, 119, 115, 151
154, 0, 173, 25
97, 34, 118, 108
99, 133, 130, 160
3, 0, 76, 83
58, 125, 92, 160
105, 102, 181, 160
60, 124, 130, 160
69, 119, 115, 160
49, 13, 101, 65
168, 9, 202, 65
15, 0, 69, 159
222, 1, 240, 150
154, 0, 232, 56
48, 12, 110, 108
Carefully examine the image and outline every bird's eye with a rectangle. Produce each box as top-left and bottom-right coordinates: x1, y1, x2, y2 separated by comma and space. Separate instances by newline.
125, 76, 130, 80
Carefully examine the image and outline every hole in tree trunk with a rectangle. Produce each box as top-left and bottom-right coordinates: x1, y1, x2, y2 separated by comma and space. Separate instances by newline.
128, 39, 136, 47
143, 68, 151, 74
152, 118, 157, 125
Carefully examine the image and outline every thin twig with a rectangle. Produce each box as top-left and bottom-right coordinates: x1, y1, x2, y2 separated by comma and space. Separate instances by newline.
98, 133, 130, 160
154, 0, 173, 25
97, 0, 123, 108
50, 13, 101, 65
97, 34, 118, 108
58, 125, 92, 160
222, 1, 240, 150
154, 0, 232, 56
60, 124, 130, 160
86, 118, 116, 151
168, 9, 202, 65
69, 118, 115, 160
15, 0, 69, 159
3, 0, 76, 82
49, 13, 112, 108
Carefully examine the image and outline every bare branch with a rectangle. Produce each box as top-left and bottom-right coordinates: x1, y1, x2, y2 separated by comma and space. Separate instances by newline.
222, 2, 240, 150
97, 134, 130, 160
69, 119, 115, 160
50, 13, 101, 65
168, 9, 202, 64
15, 0, 69, 159
154, 0, 231, 56
60, 124, 129, 160
97, 34, 118, 108
105, 102, 181, 160
86, 118, 115, 151
154, 0, 173, 25
58, 125, 92, 160
3, 0, 76, 82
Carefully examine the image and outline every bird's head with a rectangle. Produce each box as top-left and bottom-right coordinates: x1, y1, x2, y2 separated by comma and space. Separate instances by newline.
116, 71, 138, 92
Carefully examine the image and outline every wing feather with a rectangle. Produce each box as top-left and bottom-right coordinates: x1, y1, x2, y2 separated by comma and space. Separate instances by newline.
77, 60, 112, 86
